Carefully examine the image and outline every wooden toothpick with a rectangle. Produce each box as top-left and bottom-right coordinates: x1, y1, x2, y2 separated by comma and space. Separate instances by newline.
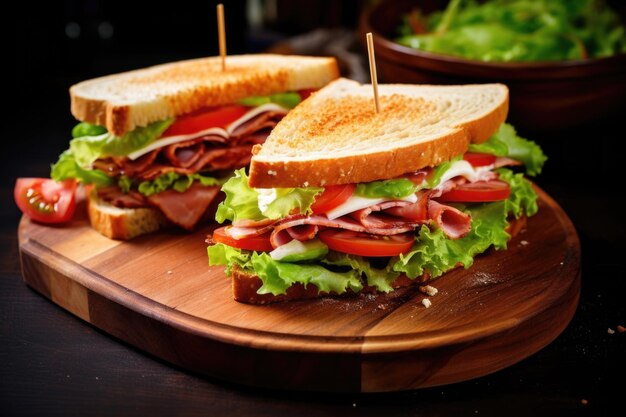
366, 32, 380, 114
217, 4, 227, 71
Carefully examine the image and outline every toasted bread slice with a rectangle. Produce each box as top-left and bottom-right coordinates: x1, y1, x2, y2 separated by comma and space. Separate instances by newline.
228, 216, 526, 304
248, 78, 508, 188
71, 54, 340, 136
86, 189, 170, 240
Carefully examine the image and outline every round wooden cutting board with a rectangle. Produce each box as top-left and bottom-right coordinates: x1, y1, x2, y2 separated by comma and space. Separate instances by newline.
18, 186, 580, 392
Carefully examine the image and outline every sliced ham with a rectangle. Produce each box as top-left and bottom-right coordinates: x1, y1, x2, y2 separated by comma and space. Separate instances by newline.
349, 200, 420, 229
385, 190, 430, 221
427, 200, 471, 239
147, 183, 220, 230
269, 214, 421, 248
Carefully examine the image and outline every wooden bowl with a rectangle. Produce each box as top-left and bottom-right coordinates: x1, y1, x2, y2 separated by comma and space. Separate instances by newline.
359, 0, 626, 131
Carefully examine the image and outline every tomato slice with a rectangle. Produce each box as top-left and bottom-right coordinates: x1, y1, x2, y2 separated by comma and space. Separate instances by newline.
163, 105, 249, 137
311, 184, 355, 214
440, 180, 511, 202
211, 226, 273, 252
463, 152, 496, 168
14, 178, 77, 224
318, 230, 415, 257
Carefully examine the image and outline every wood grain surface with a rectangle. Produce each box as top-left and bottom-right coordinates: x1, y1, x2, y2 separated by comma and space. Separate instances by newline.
17, 186, 580, 392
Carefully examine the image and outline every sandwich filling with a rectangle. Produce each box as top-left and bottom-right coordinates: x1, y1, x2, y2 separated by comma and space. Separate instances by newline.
51, 91, 313, 230
207, 123, 546, 297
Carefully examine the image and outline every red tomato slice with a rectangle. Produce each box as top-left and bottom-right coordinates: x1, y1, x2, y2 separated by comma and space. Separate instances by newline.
311, 184, 356, 214
14, 178, 77, 224
212, 226, 273, 252
440, 180, 511, 202
463, 152, 496, 167
318, 230, 415, 257
163, 105, 249, 137
298, 89, 317, 100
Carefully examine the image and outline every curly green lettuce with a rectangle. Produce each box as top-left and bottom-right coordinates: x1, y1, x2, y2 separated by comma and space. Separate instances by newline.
215, 169, 322, 223
470, 123, 547, 176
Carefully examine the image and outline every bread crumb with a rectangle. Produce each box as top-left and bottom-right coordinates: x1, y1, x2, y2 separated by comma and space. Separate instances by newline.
167, 270, 173, 275
520, 240, 528, 246
581, 399, 588, 405
267, 170, 277, 176
617, 325, 625, 333
377, 304, 387, 310
419, 285, 438, 297
422, 298, 432, 308
608, 328, 615, 334
303, 181, 309, 187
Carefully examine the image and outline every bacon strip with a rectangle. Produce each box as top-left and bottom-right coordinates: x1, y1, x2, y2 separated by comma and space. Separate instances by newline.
147, 183, 220, 230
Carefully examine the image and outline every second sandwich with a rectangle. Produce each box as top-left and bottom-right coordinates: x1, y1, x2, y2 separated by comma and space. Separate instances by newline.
207, 78, 547, 304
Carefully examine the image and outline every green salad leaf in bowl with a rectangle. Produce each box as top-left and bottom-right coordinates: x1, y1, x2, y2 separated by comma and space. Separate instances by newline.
396, 0, 626, 62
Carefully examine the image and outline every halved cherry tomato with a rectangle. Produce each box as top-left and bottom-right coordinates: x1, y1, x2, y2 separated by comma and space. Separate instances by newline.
311, 184, 356, 214
463, 152, 496, 168
14, 178, 77, 224
440, 180, 511, 202
163, 105, 249, 137
212, 226, 273, 252
298, 89, 317, 100
318, 230, 415, 257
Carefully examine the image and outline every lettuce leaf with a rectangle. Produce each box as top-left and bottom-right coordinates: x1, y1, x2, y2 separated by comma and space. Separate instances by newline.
238, 92, 302, 109
71, 122, 107, 138
262, 187, 323, 219
50, 150, 113, 186
215, 169, 264, 223
137, 172, 222, 197
355, 178, 416, 199
207, 243, 253, 276
51, 120, 173, 185
497, 168, 538, 218
393, 201, 510, 279
251, 252, 363, 296
215, 169, 322, 223
469, 123, 547, 176
69, 119, 173, 167
322, 252, 400, 293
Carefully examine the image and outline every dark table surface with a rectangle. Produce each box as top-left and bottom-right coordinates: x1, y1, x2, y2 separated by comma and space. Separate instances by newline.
2, 112, 625, 416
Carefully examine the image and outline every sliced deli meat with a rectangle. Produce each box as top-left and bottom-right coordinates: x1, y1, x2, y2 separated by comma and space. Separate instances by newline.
147, 183, 221, 230
427, 200, 471, 239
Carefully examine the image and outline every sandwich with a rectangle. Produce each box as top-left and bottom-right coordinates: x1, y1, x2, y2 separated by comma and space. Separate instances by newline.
51, 54, 339, 239
206, 78, 547, 304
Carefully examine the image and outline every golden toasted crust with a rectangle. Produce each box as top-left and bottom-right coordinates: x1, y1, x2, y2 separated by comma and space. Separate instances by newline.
71, 54, 340, 136
248, 79, 509, 188
86, 190, 170, 240
228, 216, 526, 305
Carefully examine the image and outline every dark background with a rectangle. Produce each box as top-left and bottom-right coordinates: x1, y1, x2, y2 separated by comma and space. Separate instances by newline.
3, 1, 625, 416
